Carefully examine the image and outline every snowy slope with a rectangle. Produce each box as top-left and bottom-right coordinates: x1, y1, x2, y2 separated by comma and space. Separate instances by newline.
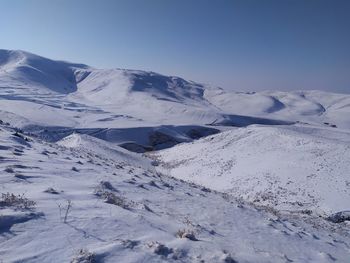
154, 124, 350, 216
57, 133, 151, 168
0, 49, 89, 94
0, 124, 349, 262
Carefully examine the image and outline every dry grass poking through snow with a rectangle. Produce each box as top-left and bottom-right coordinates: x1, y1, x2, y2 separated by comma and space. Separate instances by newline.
0, 193, 36, 210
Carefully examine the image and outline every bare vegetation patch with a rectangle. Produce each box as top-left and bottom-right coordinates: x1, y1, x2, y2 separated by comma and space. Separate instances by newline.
0, 193, 36, 210
147, 241, 173, 257
71, 249, 95, 263
94, 181, 129, 209
176, 229, 198, 241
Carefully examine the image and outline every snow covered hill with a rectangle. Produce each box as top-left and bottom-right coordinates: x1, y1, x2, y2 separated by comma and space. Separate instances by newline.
154, 124, 350, 216
205, 88, 350, 129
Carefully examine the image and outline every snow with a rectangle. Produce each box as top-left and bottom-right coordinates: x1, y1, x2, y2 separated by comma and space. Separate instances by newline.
57, 133, 151, 168
154, 124, 350, 216
0, 49, 350, 262
0, 125, 349, 262
205, 89, 350, 129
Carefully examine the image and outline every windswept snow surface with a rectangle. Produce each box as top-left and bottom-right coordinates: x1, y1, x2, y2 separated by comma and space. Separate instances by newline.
155, 124, 350, 216
0, 125, 350, 262
1, 49, 350, 262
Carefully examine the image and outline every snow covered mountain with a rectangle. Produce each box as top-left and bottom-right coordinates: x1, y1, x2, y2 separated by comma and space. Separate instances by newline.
1, 49, 350, 262
1, 49, 349, 132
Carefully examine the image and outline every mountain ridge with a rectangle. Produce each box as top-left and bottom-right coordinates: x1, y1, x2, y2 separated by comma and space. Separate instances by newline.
0, 49, 350, 150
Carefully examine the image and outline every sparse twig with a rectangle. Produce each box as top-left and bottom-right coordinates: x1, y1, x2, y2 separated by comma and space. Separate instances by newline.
64, 200, 72, 223
57, 199, 73, 223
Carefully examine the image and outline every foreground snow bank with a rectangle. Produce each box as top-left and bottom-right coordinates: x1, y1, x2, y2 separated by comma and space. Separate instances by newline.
1, 124, 349, 262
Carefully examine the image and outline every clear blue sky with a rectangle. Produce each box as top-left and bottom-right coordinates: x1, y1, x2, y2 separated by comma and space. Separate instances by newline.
1, 0, 349, 93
